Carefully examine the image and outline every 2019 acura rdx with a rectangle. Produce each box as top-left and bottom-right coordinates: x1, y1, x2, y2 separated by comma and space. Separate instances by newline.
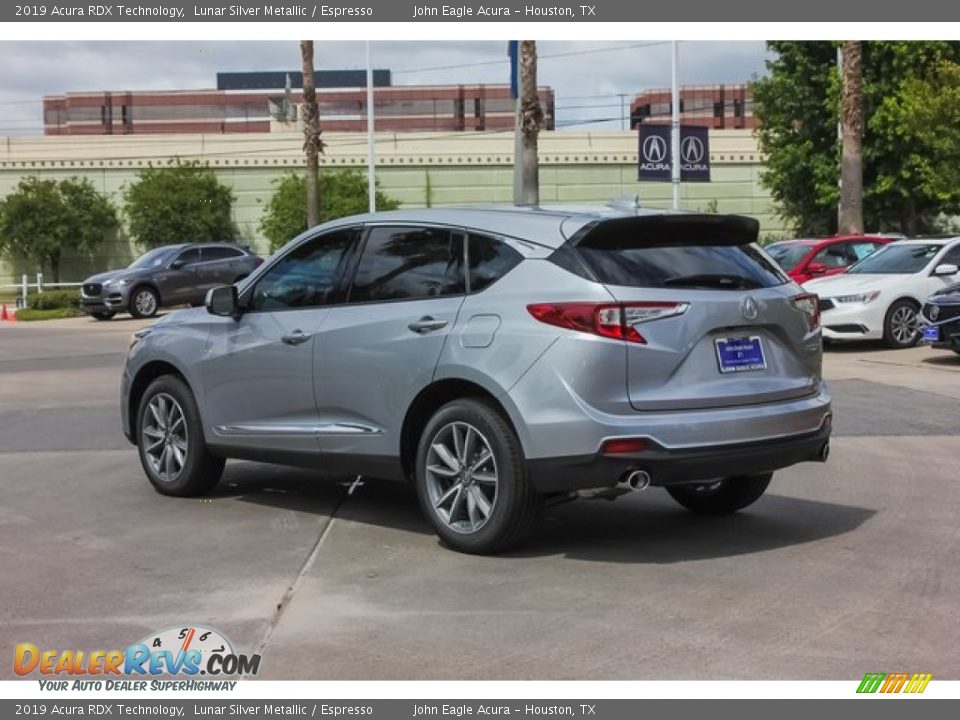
121, 206, 832, 553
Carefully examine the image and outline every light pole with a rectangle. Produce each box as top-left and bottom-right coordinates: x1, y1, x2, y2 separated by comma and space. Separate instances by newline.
366, 40, 376, 213
671, 40, 681, 210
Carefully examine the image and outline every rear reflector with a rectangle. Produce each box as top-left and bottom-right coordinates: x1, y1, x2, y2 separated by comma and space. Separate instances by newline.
791, 293, 821, 332
527, 301, 688, 344
601, 438, 649, 454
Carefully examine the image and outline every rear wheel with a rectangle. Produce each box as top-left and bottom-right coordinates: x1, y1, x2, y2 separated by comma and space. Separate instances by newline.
136, 375, 224, 497
883, 299, 921, 348
666, 473, 773, 515
415, 398, 540, 554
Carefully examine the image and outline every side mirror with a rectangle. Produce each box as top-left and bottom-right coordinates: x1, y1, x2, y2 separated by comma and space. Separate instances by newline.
206, 285, 239, 318
170, 259, 187, 270
933, 263, 959, 276
807, 262, 828, 274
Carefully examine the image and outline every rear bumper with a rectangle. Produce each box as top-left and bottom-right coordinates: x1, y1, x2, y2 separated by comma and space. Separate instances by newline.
528, 419, 832, 493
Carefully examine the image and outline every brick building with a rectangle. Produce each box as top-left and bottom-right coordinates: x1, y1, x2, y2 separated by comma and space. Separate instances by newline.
43, 70, 556, 135
630, 84, 756, 130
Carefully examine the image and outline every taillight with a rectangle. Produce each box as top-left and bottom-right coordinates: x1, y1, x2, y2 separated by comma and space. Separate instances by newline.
527, 301, 688, 344
791, 293, 820, 332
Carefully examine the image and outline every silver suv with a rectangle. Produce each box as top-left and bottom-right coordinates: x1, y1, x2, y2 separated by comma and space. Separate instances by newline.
122, 207, 832, 553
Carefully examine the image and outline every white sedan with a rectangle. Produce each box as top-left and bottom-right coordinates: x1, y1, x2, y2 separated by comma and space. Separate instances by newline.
805, 238, 960, 348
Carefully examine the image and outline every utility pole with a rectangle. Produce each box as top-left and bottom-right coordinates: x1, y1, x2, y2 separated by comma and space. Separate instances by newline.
365, 41, 376, 213
618, 93, 627, 131
671, 40, 681, 210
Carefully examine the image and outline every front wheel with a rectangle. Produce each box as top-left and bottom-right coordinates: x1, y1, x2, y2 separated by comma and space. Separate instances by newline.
883, 299, 921, 348
129, 286, 159, 318
415, 398, 540, 554
136, 375, 224, 497
666, 473, 773, 515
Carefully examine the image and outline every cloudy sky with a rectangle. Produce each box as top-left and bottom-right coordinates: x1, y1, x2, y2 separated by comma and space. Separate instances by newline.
0, 40, 771, 135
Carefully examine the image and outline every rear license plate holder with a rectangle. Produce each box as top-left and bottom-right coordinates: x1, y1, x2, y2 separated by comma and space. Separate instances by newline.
715, 336, 767, 374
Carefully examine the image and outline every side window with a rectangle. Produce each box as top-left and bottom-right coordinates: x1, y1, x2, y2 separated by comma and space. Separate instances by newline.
938, 246, 960, 268
849, 242, 883, 262
468, 233, 523, 293
349, 226, 465, 303
174, 248, 201, 267
203, 246, 243, 262
250, 228, 357, 311
811, 244, 850, 269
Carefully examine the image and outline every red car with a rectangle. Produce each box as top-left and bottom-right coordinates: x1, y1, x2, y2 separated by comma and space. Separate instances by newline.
765, 235, 897, 284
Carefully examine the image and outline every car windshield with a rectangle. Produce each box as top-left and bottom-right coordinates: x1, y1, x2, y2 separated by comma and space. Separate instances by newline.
128, 247, 175, 270
847, 243, 943, 274
766, 243, 813, 271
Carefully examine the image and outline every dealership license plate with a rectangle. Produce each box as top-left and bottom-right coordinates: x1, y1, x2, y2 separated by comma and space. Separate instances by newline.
715, 336, 767, 373
923, 326, 940, 343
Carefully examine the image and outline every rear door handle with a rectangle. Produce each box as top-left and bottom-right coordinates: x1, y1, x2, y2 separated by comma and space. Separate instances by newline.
281, 330, 311, 346
408, 316, 448, 334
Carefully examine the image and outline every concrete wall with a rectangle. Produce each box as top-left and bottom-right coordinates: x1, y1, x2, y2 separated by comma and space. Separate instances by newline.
0, 129, 788, 287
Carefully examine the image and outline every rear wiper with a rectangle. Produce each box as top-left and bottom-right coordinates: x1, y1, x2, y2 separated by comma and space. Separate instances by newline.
663, 274, 762, 289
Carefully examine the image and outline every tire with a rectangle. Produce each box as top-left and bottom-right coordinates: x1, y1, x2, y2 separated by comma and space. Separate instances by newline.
91, 311, 115, 321
414, 398, 540, 554
129, 286, 160, 319
883, 299, 921, 349
666, 473, 773, 515
136, 375, 225, 497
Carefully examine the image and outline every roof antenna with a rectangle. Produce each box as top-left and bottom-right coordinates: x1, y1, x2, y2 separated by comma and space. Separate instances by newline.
606, 195, 640, 213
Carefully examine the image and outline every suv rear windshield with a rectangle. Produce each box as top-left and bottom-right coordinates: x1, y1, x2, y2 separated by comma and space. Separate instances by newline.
567, 241, 788, 290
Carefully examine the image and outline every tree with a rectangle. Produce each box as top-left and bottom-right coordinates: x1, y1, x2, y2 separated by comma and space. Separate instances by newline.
517, 40, 543, 206
259, 170, 401, 252
123, 159, 235, 248
897, 61, 960, 205
0, 176, 116, 282
300, 40, 325, 228
753, 41, 960, 235
839, 41, 864, 234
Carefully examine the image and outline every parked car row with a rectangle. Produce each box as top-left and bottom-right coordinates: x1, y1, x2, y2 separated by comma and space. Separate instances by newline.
80, 243, 263, 320
765, 234, 960, 352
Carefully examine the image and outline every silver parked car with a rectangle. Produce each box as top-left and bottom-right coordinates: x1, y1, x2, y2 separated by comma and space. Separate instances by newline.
81, 243, 262, 320
122, 207, 832, 553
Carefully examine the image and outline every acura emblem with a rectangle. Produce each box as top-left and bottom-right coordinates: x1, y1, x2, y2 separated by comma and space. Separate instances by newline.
741, 296, 759, 320
642, 135, 668, 163
929, 305, 940, 321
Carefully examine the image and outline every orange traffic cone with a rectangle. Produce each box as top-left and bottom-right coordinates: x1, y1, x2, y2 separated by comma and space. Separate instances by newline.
0, 304, 8, 322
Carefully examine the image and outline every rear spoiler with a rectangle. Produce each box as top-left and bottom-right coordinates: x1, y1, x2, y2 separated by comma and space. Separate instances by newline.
569, 213, 760, 249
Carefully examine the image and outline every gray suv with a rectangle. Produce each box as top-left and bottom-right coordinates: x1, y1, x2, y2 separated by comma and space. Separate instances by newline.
81, 243, 262, 320
122, 207, 832, 553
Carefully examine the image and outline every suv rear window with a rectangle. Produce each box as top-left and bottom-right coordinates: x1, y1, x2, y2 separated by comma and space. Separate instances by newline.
574, 243, 786, 290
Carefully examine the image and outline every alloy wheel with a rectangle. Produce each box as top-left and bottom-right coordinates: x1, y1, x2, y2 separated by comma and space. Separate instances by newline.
890, 305, 919, 345
142, 393, 188, 483
134, 289, 157, 316
425, 421, 498, 534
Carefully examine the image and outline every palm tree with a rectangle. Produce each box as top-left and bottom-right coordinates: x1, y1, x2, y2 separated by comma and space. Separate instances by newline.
300, 40, 325, 227
839, 41, 864, 234
518, 40, 543, 206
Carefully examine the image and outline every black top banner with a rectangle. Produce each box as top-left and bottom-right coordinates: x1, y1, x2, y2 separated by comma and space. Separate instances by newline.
5, 0, 960, 22
638, 124, 710, 183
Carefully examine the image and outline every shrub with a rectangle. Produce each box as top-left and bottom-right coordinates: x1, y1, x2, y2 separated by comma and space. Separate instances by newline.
27, 289, 81, 311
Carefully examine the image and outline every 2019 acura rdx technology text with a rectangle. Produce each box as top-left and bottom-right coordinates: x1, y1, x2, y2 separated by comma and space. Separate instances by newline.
121, 206, 832, 553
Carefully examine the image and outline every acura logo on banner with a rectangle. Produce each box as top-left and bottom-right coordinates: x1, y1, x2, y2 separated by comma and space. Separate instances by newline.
638, 124, 710, 182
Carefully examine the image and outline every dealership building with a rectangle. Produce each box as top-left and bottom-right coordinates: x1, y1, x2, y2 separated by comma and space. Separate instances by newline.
0, 128, 780, 288
42, 70, 557, 135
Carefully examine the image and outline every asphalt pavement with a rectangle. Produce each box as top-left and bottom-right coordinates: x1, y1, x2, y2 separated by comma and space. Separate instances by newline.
1, 316, 958, 679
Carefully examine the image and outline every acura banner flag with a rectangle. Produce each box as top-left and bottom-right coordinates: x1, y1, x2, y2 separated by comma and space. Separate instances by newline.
638, 124, 711, 182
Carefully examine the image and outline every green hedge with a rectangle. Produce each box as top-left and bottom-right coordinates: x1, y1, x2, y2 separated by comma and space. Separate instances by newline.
27, 289, 81, 311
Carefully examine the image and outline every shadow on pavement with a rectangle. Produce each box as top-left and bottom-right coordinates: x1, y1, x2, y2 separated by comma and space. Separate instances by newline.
227, 461, 876, 564
922, 352, 960, 367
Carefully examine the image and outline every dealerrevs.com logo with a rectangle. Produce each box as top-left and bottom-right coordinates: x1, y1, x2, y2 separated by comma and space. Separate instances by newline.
14, 625, 261, 689
857, 672, 933, 694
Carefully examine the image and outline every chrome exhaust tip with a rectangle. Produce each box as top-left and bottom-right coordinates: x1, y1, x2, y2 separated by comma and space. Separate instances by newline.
625, 469, 652, 492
